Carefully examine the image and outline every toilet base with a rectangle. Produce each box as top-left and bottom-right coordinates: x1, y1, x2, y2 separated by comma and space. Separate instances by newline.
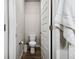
30, 48, 35, 54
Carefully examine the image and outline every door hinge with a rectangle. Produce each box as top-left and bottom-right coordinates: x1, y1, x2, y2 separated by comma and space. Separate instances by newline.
49, 25, 53, 31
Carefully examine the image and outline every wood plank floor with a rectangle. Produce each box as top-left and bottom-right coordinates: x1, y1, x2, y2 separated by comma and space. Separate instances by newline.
21, 47, 41, 59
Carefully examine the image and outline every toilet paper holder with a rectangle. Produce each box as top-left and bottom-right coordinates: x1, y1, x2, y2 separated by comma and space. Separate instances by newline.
19, 41, 24, 45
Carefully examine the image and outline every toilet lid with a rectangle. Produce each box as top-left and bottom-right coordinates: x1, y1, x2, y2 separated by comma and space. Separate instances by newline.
29, 41, 36, 45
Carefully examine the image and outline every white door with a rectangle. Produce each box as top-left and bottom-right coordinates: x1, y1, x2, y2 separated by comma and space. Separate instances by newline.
41, 0, 51, 59
4, 0, 9, 59
9, 0, 25, 59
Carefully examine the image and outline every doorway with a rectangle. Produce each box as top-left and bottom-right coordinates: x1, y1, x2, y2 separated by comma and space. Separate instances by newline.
16, 0, 52, 59
6, 0, 52, 59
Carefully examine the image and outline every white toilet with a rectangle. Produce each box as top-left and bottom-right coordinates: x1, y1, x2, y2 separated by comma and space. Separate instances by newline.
29, 34, 36, 54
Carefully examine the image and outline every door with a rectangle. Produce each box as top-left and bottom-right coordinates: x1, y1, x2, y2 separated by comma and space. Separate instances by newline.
9, 0, 25, 59
41, 0, 51, 59
4, 0, 9, 59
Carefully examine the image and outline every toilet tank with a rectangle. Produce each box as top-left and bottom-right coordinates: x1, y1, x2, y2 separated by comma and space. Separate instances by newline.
29, 34, 36, 41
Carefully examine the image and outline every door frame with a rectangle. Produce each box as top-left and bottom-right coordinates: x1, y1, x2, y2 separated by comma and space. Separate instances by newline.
8, 0, 16, 59
8, 0, 53, 59
50, 0, 53, 59
4, 0, 9, 59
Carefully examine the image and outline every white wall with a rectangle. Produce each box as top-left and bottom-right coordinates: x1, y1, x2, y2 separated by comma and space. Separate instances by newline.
16, 0, 24, 59
24, 1, 41, 46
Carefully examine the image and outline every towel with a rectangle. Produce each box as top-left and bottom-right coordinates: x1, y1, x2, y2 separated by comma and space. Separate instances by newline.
63, 0, 75, 46
63, 0, 75, 59
54, 0, 65, 29
54, 0, 75, 46
54, 0, 75, 59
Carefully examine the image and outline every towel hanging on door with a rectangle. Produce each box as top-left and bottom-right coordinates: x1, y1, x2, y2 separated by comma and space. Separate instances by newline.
54, 0, 75, 59
54, 0, 75, 46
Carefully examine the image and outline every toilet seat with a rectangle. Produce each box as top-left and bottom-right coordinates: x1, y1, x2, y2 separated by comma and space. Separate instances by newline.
29, 41, 36, 47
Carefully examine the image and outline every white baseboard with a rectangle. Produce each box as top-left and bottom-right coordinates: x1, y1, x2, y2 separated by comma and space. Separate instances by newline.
19, 50, 23, 59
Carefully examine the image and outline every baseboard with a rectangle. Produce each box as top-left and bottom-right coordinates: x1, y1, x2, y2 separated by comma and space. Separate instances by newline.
19, 50, 23, 59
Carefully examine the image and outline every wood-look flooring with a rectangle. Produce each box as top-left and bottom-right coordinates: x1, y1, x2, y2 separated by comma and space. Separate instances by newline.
21, 47, 41, 59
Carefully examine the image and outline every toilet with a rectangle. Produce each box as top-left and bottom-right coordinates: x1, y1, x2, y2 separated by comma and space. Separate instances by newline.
29, 34, 36, 54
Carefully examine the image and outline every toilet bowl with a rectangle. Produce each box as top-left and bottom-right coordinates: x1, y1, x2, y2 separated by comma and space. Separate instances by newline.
29, 34, 36, 54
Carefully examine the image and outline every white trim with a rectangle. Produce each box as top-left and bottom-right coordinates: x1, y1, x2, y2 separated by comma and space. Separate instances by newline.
48, 0, 51, 59
4, 0, 9, 59
9, 0, 16, 59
